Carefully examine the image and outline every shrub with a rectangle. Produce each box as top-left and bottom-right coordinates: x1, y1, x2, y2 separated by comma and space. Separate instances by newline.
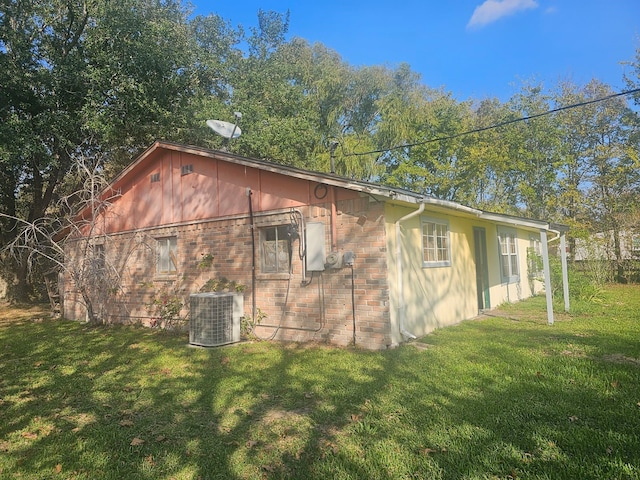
147, 284, 185, 330
241, 308, 266, 339
199, 277, 245, 293
549, 256, 604, 306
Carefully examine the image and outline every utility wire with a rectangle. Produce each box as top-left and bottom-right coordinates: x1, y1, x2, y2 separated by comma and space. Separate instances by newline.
345, 87, 640, 157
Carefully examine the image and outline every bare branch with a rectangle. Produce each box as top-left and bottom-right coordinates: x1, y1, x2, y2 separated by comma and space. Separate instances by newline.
1, 150, 122, 323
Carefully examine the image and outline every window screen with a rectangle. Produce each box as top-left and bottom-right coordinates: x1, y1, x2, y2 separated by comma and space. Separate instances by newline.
157, 237, 177, 275
260, 226, 291, 273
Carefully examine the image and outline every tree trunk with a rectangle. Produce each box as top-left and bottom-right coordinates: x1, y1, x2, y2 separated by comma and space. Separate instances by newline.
5, 258, 32, 302
612, 227, 626, 283
80, 286, 100, 324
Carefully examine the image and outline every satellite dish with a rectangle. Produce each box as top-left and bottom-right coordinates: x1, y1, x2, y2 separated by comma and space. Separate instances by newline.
206, 119, 242, 139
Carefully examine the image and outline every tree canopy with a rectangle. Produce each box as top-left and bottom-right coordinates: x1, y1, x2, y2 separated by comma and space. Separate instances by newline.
1, 0, 639, 297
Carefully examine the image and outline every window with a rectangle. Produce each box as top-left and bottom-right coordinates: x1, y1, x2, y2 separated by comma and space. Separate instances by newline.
421, 218, 451, 267
498, 227, 519, 282
260, 226, 291, 274
156, 237, 177, 275
150, 172, 160, 183
93, 244, 105, 270
181, 164, 193, 176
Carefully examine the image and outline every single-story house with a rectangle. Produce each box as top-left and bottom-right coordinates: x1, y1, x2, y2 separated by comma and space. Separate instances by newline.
573, 229, 640, 282
62, 141, 569, 349
574, 230, 640, 261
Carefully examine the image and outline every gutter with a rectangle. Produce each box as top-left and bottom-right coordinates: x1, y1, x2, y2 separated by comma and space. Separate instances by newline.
423, 197, 483, 216
395, 202, 425, 340
546, 227, 561, 243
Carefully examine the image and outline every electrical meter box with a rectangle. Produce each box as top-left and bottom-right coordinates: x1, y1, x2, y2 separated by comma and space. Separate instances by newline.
343, 251, 356, 266
306, 222, 326, 271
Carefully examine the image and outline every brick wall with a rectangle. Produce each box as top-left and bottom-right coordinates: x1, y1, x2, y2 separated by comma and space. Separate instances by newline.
62, 195, 392, 349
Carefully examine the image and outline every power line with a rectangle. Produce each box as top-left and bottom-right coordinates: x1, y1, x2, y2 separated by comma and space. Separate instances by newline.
345, 87, 640, 157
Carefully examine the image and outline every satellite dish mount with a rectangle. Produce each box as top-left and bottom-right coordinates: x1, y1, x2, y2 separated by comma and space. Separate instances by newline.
329, 140, 339, 174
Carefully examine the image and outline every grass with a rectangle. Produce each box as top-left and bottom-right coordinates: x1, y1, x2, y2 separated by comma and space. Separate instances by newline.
1, 285, 639, 479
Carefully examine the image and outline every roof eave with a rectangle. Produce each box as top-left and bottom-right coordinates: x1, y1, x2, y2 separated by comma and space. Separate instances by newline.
479, 211, 550, 231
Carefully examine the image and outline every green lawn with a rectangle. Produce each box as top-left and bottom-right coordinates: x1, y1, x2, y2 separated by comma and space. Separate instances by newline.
1, 285, 639, 479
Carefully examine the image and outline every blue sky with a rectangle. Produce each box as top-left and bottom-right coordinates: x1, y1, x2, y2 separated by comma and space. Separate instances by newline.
192, 0, 640, 101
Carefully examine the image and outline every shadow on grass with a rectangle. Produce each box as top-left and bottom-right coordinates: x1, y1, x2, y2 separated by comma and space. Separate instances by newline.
1, 292, 639, 479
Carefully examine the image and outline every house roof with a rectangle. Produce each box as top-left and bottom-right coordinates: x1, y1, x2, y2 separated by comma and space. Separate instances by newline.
110, 141, 567, 234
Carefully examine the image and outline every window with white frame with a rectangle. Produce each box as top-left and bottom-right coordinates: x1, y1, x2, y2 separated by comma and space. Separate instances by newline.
260, 226, 291, 274
421, 217, 451, 267
156, 236, 177, 275
498, 227, 519, 282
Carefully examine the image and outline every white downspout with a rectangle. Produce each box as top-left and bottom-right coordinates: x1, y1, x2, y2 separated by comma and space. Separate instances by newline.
395, 202, 425, 339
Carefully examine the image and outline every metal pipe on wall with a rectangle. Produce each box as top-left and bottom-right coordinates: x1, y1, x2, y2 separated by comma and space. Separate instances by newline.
330, 186, 338, 252
247, 188, 257, 323
291, 208, 307, 283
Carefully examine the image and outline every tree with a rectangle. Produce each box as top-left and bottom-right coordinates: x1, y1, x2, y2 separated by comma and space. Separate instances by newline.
2, 153, 121, 322
81, 0, 199, 170
0, 0, 203, 298
0, 0, 90, 222
465, 97, 521, 212
553, 80, 609, 252
502, 82, 562, 219
0, 0, 94, 298
187, 12, 244, 148
580, 80, 639, 281
207, 10, 324, 166
382, 87, 476, 202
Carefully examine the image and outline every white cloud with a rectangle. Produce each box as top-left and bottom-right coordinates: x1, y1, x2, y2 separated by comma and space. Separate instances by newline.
467, 0, 539, 28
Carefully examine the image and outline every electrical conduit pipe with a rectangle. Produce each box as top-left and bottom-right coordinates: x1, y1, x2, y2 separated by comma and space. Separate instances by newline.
395, 202, 425, 340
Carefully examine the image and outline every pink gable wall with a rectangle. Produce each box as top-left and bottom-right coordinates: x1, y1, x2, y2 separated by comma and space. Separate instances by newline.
100, 148, 359, 234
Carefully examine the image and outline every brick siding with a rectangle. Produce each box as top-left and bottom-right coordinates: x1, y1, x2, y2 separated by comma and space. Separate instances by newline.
63, 196, 392, 349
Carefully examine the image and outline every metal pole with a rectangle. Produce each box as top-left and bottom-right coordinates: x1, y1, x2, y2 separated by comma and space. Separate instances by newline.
247, 189, 257, 323
351, 264, 356, 346
560, 232, 570, 312
540, 229, 554, 325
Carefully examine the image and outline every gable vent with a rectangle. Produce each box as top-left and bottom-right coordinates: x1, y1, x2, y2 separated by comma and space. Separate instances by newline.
181, 164, 194, 176
150, 172, 160, 183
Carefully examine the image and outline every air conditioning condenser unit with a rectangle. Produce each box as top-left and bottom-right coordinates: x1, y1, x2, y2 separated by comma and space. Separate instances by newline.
189, 292, 243, 347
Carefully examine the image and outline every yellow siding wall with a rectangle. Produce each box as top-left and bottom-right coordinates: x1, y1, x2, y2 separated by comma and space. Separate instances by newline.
486, 226, 543, 307
385, 204, 543, 345
385, 204, 478, 345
